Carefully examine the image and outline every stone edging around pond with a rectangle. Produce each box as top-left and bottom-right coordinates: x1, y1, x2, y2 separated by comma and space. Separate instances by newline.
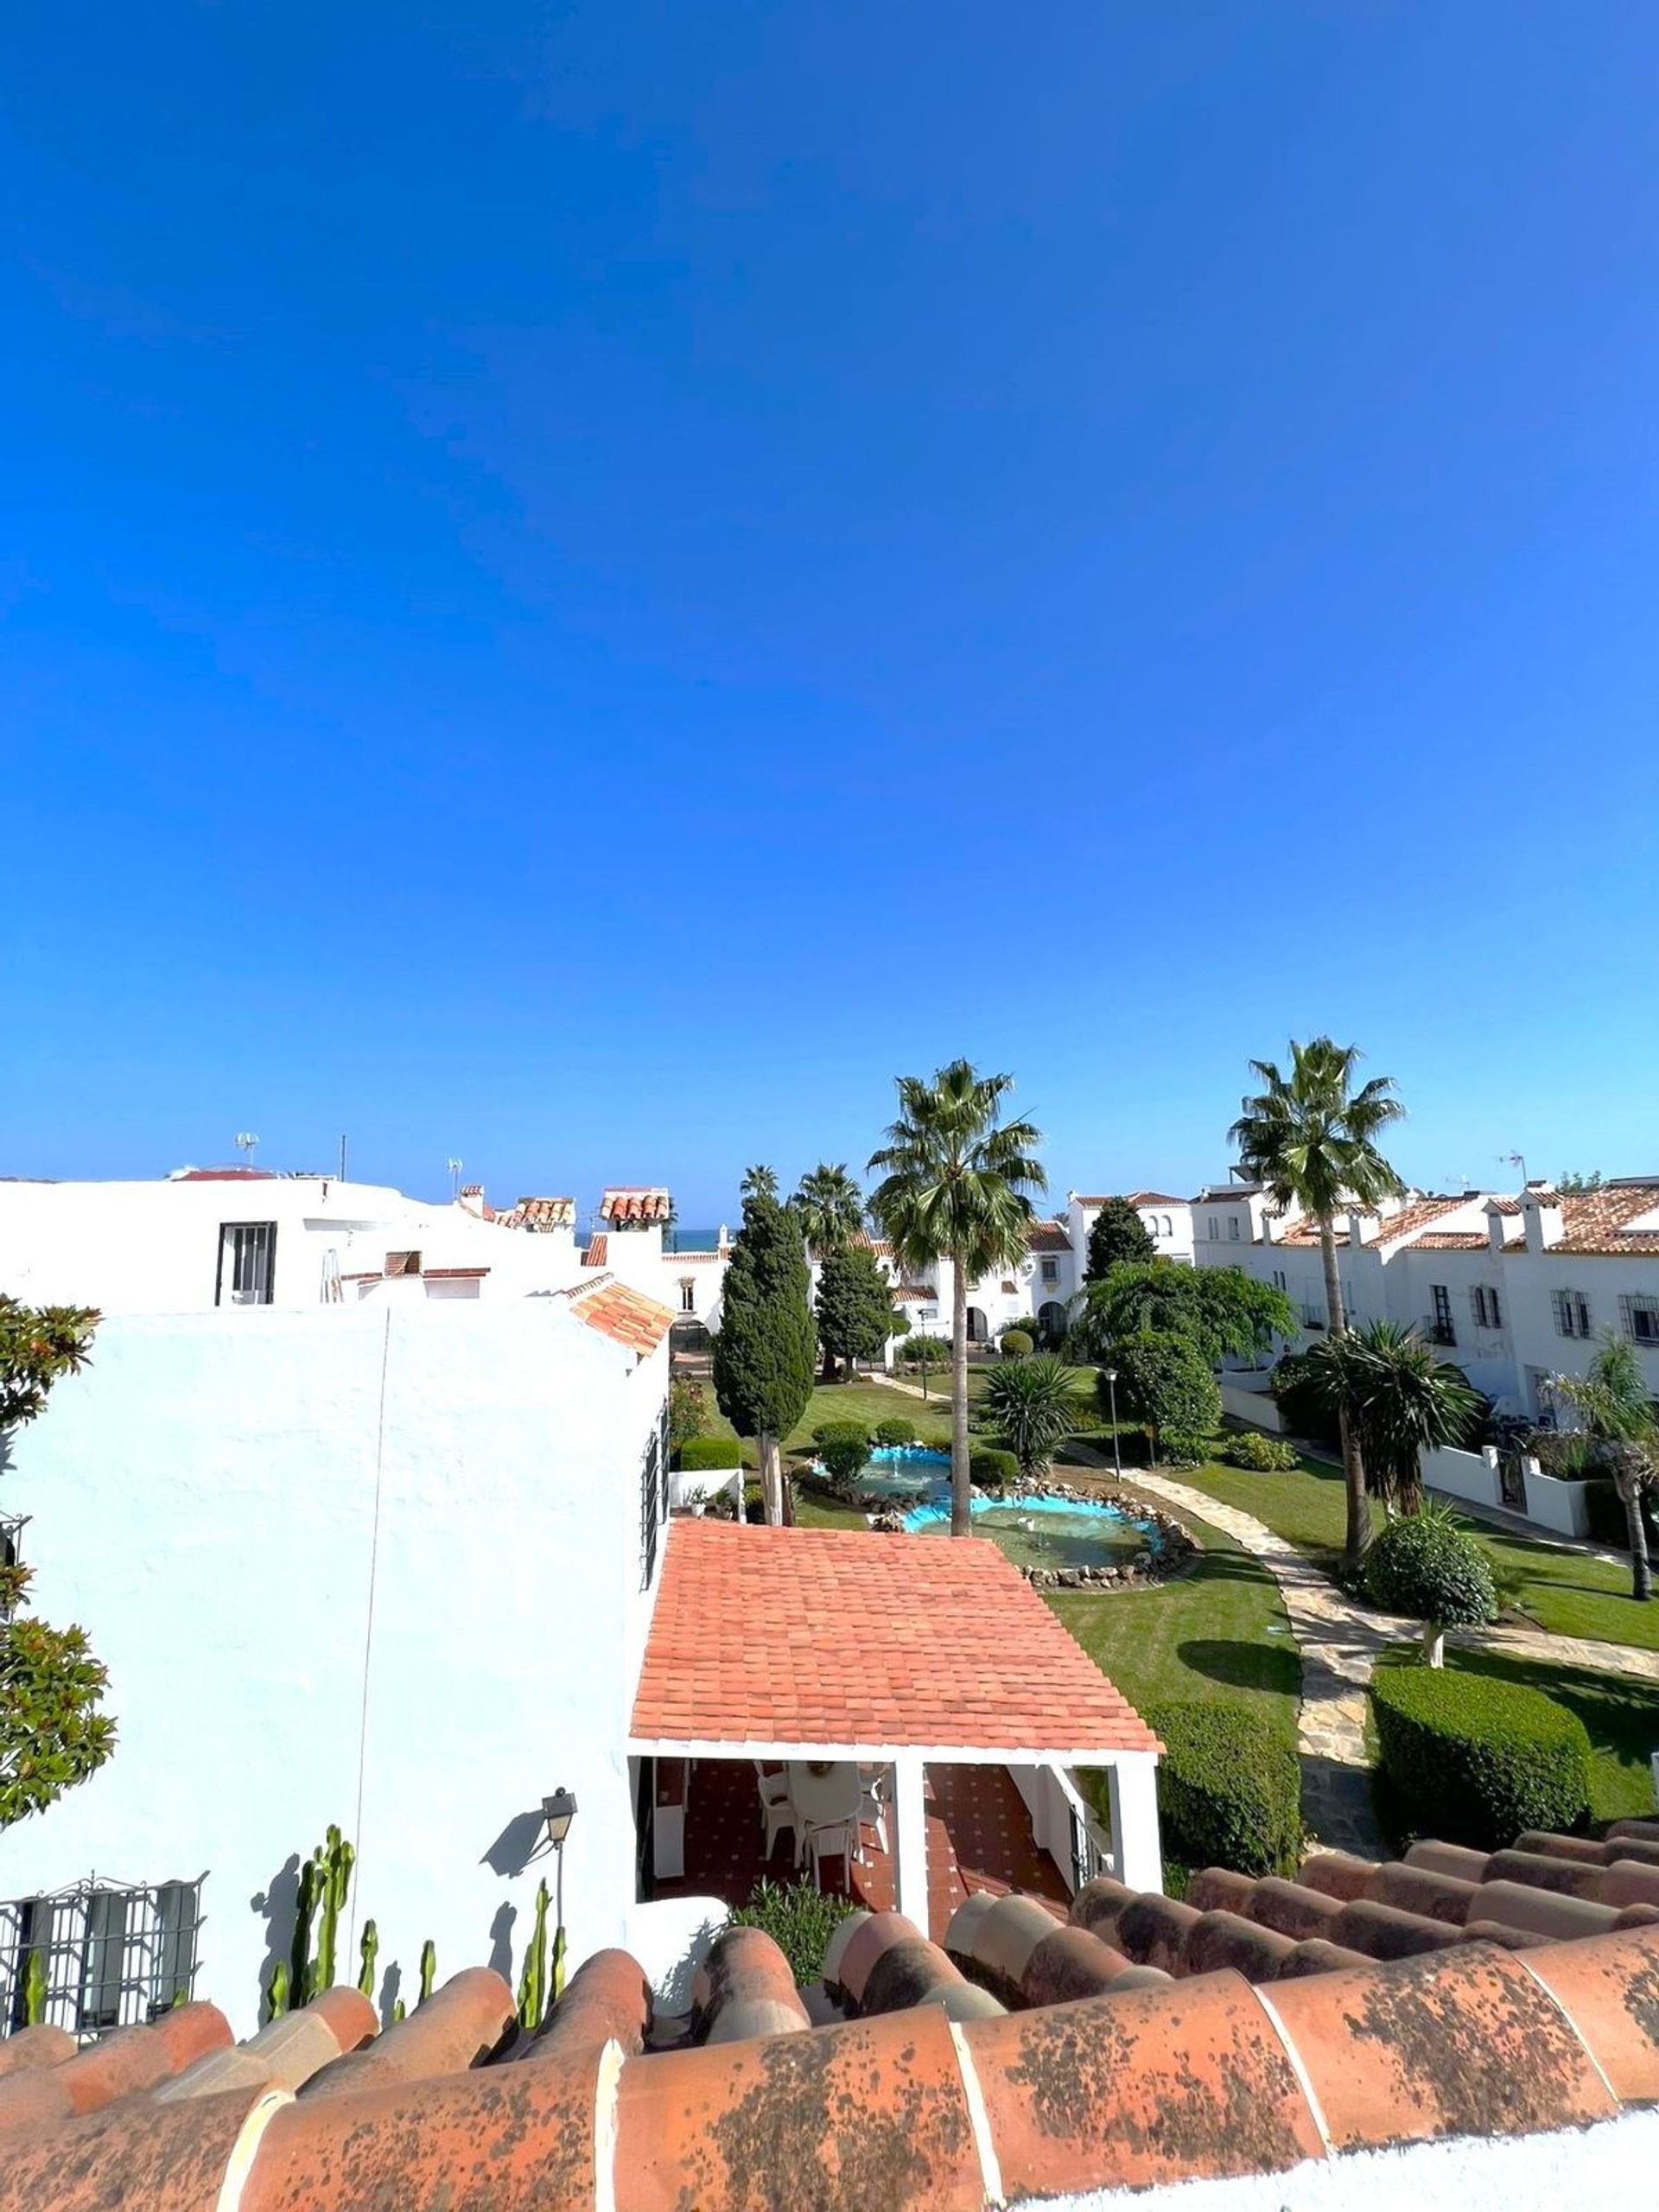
865, 1478, 1199, 1593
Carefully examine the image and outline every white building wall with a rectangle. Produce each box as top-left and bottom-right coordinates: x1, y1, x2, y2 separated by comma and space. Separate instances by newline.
0, 1301, 667, 2036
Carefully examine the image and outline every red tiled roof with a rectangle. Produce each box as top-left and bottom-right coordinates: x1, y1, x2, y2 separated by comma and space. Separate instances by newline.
580, 1233, 608, 1268
1555, 1179, 1659, 1255
1026, 1219, 1071, 1253
421, 1266, 490, 1280
632, 1521, 1160, 1756
494, 1193, 575, 1230
1127, 1190, 1186, 1207
7, 1820, 1659, 2212
1278, 1195, 1474, 1250
600, 1185, 671, 1223
854, 1230, 893, 1255
565, 1275, 674, 1355
1408, 1232, 1491, 1251
893, 1283, 936, 1302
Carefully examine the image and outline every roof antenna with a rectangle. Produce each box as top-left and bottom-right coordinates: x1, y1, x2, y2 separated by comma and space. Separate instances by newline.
339, 1133, 348, 1181
1503, 1151, 1528, 1185
448, 1156, 464, 1198
235, 1131, 260, 1166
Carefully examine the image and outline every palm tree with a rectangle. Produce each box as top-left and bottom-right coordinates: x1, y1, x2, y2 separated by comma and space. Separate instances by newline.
1230, 1038, 1405, 1573
982, 1354, 1075, 1482
868, 1060, 1046, 1535
1552, 1336, 1656, 1603
790, 1164, 864, 1255
741, 1164, 779, 1203
1303, 1321, 1484, 1516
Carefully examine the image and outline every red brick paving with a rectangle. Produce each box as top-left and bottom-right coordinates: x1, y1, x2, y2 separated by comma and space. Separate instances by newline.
652, 1758, 1068, 1945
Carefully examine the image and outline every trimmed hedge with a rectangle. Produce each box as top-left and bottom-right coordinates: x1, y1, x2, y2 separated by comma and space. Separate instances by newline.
999, 1329, 1033, 1358
1370, 1662, 1592, 1850
1138, 1701, 1301, 1877
969, 1446, 1020, 1491
675, 1437, 743, 1471
873, 1418, 917, 1449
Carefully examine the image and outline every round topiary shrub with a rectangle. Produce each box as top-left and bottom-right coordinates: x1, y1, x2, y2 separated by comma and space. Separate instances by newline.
675, 1436, 743, 1471
1363, 1505, 1497, 1662
1222, 1430, 1301, 1471
1137, 1701, 1301, 1877
1370, 1662, 1592, 1850
873, 1418, 917, 1449
811, 1420, 872, 1494
1100, 1332, 1221, 1459
968, 1446, 1020, 1492
999, 1328, 1033, 1358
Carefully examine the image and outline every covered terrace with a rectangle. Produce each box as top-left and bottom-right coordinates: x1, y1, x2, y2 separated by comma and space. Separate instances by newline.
629, 1520, 1164, 1938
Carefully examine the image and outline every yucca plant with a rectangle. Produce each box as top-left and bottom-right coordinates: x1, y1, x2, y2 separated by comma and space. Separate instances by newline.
982, 1354, 1075, 1480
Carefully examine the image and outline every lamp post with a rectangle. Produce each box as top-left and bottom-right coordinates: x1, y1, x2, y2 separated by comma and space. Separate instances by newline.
1103, 1369, 1122, 1482
541, 1788, 577, 1999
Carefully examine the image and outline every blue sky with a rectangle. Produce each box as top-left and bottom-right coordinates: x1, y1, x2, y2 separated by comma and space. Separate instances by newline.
4, 4, 1656, 1221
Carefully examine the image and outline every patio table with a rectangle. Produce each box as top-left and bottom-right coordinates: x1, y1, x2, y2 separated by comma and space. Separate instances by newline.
785, 1760, 862, 1831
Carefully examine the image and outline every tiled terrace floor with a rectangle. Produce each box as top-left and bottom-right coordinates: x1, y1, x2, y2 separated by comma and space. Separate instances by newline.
652, 1758, 1069, 1944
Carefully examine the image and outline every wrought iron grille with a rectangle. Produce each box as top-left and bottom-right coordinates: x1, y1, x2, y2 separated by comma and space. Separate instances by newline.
0, 1875, 205, 2041
640, 1427, 665, 1588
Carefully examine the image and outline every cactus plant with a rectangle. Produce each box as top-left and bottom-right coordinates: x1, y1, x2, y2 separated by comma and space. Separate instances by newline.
516, 1881, 550, 2034
289, 1855, 318, 2005
418, 1939, 436, 2004
550, 1921, 567, 2004
310, 1826, 355, 1996
22, 1947, 46, 2027
357, 1918, 379, 2000
264, 1957, 290, 2023
391, 1997, 405, 2024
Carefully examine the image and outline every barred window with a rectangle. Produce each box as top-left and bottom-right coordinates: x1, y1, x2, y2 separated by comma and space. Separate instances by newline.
1471, 1284, 1503, 1331
1553, 1288, 1592, 1339
1620, 1294, 1659, 1347
1, 1878, 203, 2039
640, 1421, 669, 1588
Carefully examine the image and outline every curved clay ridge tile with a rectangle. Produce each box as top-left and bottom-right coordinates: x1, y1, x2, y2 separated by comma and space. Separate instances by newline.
0, 2024, 75, 2081
0, 2001, 232, 2140
518, 1948, 652, 2064
298, 1968, 513, 2099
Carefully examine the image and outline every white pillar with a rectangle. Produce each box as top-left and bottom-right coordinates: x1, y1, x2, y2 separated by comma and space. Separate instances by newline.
1106, 1754, 1163, 1894
892, 1752, 929, 1930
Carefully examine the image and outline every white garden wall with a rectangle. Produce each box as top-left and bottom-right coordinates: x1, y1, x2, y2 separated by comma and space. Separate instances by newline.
1218, 1381, 1286, 1432
1518, 1459, 1593, 1539
1419, 1444, 1505, 1513
1, 1300, 669, 2035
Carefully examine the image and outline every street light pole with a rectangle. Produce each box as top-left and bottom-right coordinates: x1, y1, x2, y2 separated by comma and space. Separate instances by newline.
1104, 1368, 1122, 1482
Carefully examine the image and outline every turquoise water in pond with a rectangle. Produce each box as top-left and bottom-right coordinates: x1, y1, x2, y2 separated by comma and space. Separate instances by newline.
849, 1452, 1164, 1573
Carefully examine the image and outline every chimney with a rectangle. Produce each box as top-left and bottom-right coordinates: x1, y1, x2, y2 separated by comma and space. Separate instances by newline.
1346, 1210, 1378, 1250
1482, 1199, 1510, 1255
1521, 1182, 1564, 1255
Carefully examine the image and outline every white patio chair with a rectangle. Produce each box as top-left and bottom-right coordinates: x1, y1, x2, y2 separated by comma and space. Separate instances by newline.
857, 1767, 889, 1855
755, 1764, 797, 1861
805, 1820, 859, 1891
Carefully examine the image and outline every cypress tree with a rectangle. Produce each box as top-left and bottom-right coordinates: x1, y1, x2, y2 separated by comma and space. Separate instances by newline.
814, 1244, 895, 1382
712, 1187, 817, 1523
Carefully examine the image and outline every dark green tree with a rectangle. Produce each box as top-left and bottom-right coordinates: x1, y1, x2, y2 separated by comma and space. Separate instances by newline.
1553, 1336, 1656, 1603
713, 1192, 816, 1523
1100, 1332, 1220, 1461
740, 1164, 779, 1203
1230, 1038, 1406, 1570
1073, 1262, 1296, 1369
790, 1164, 864, 1257
1301, 1321, 1484, 1516
1, 1298, 114, 1831
814, 1244, 895, 1382
1084, 1198, 1156, 1282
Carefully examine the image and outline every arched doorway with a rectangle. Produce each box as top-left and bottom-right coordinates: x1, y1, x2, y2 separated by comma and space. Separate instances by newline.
1037, 1301, 1066, 1346
965, 1306, 989, 1346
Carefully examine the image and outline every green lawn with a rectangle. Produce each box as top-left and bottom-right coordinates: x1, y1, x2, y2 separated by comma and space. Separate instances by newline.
690, 1376, 951, 1467
1047, 1496, 1300, 1745
1377, 1643, 1659, 1826
1178, 1452, 1659, 1654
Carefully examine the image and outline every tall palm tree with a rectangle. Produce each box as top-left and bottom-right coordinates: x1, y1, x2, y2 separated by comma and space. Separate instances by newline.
1303, 1321, 1484, 1516
1230, 1038, 1405, 1572
740, 1164, 779, 1203
790, 1164, 865, 1255
868, 1061, 1046, 1535
1553, 1336, 1656, 1603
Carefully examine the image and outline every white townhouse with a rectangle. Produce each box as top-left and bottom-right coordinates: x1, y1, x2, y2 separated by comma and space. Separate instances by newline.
850, 1219, 1082, 1350
1191, 1174, 1659, 1422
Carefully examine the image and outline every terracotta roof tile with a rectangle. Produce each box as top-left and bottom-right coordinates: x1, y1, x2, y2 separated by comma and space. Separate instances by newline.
1555, 1179, 1659, 1255
580, 1232, 608, 1268
1026, 1219, 1071, 1254
893, 1284, 937, 1302
600, 1186, 671, 1224
1277, 1194, 1478, 1249
631, 1521, 1160, 1754
7, 1851, 1659, 2210
564, 1274, 674, 1356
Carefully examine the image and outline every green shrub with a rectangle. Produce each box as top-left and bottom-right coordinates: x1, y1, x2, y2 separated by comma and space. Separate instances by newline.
811, 1420, 872, 1491
1269, 1350, 1342, 1448
676, 1436, 743, 1471
730, 1877, 861, 1985
668, 1376, 709, 1452
1136, 1701, 1300, 1877
901, 1337, 950, 1368
1160, 1433, 1211, 1467
1100, 1332, 1221, 1455
873, 1418, 917, 1449
923, 1432, 952, 1453
1363, 1504, 1497, 1650
1222, 1429, 1301, 1471
1580, 1476, 1659, 1554
1370, 1662, 1592, 1850
999, 1328, 1033, 1358
969, 1446, 1020, 1492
